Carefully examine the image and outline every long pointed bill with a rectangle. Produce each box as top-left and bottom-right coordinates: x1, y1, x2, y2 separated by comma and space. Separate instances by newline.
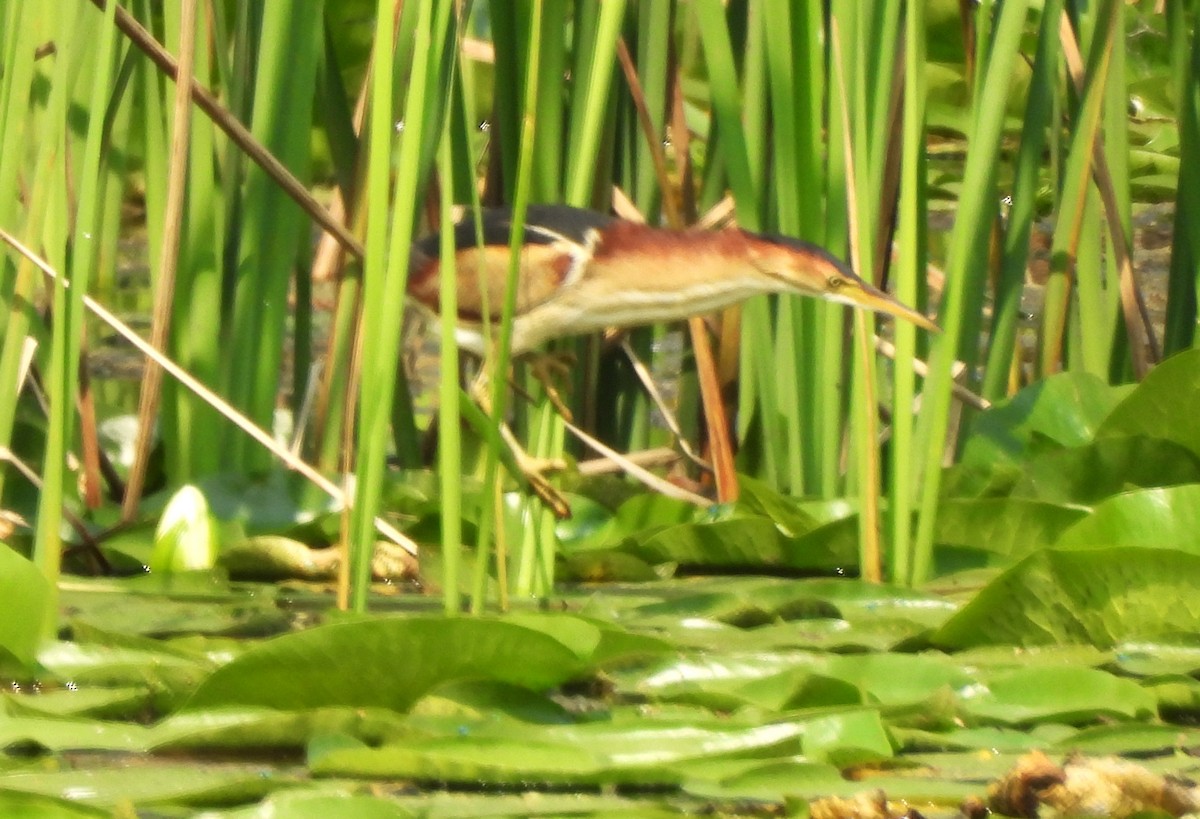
750, 233, 940, 333
829, 278, 940, 333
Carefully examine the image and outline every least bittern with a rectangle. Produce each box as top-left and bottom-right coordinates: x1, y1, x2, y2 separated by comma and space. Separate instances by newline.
408, 205, 937, 511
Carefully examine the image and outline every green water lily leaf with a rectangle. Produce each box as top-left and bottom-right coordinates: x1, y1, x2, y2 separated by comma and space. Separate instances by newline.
1112, 640, 1200, 676
1060, 723, 1200, 755
149, 706, 412, 752
2, 685, 152, 721
214, 791, 418, 819
410, 679, 573, 725
822, 653, 974, 709
945, 643, 1114, 673
1054, 485, 1200, 551
931, 547, 1200, 648
36, 641, 213, 706
735, 475, 822, 536
1144, 675, 1200, 716
732, 667, 862, 711
0, 792, 109, 818
560, 548, 661, 582
551, 494, 616, 548
610, 493, 702, 535
624, 651, 828, 705
934, 498, 1088, 557
310, 716, 818, 786
183, 617, 589, 713
626, 517, 779, 567
892, 724, 1065, 753
504, 611, 671, 667
309, 734, 648, 786
628, 578, 956, 648
631, 591, 776, 627
678, 759, 846, 803
63, 583, 288, 639
628, 610, 907, 653
1096, 348, 1200, 458
960, 372, 1133, 471
2, 702, 356, 758
794, 709, 894, 766
708, 618, 927, 653
554, 490, 706, 556
0, 714, 150, 754
0, 546, 52, 669
1012, 436, 1200, 503
388, 791, 661, 818
627, 516, 854, 571
685, 761, 980, 803
939, 460, 1024, 500
960, 666, 1156, 725
894, 748, 1044, 785
787, 516, 860, 570
626, 662, 859, 712
0, 765, 280, 809
548, 718, 807, 766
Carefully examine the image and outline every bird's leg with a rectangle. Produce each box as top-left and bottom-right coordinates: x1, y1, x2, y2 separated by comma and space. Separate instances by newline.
523, 351, 576, 422
467, 369, 572, 518
497, 422, 571, 519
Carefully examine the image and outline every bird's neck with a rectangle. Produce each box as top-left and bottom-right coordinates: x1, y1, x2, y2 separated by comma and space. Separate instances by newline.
586, 224, 779, 306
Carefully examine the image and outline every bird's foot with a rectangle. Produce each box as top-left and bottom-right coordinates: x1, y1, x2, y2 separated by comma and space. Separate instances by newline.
513, 448, 572, 518
468, 361, 573, 517
493, 418, 572, 518
526, 351, 576, 422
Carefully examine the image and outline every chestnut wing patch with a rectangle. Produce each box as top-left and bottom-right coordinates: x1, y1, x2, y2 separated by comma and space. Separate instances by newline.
409, 205, 613, 322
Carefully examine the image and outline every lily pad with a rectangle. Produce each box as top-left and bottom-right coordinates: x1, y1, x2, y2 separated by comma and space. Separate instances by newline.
1011, 436, 1200, 503
1053, 484, 1200, 551
214, 791, 418, 818
0, 764, 281, 809
934, 498, 1088, 557
0, 547, 52, 669
931, 547, 1200, 648
184, 616, 592, 713
959, 666, 1156, 725
1096, 348, 1200, 458
959, 372, 1133, 471
627, 516, 855, 571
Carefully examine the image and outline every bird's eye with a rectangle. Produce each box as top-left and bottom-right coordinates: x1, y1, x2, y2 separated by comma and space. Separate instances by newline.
827, 276, 844, 289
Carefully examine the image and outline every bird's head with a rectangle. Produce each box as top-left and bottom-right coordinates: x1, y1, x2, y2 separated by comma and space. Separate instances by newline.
744, 232, 939, 332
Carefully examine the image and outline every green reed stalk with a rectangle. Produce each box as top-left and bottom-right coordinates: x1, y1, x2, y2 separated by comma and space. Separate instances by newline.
29, 11, 76, 599
1038, 0, 1119, 378
980, 0, 1062, 402
762, 0, 821, 495
350, 0, 452, 611
1098, 4, 1133, 381
161, 2, 225, 481
0, 0, 44, 503
889, 0, 928, 585
912, 0, 1030, 584
222, 0, 324, 474
36, 0, 119, 598
477, 0, 549, 606
1164, 0, 1200, 354
437, 131, 463, 615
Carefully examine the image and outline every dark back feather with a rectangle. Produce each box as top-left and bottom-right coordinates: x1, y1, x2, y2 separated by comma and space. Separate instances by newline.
413, 204, 614, 258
